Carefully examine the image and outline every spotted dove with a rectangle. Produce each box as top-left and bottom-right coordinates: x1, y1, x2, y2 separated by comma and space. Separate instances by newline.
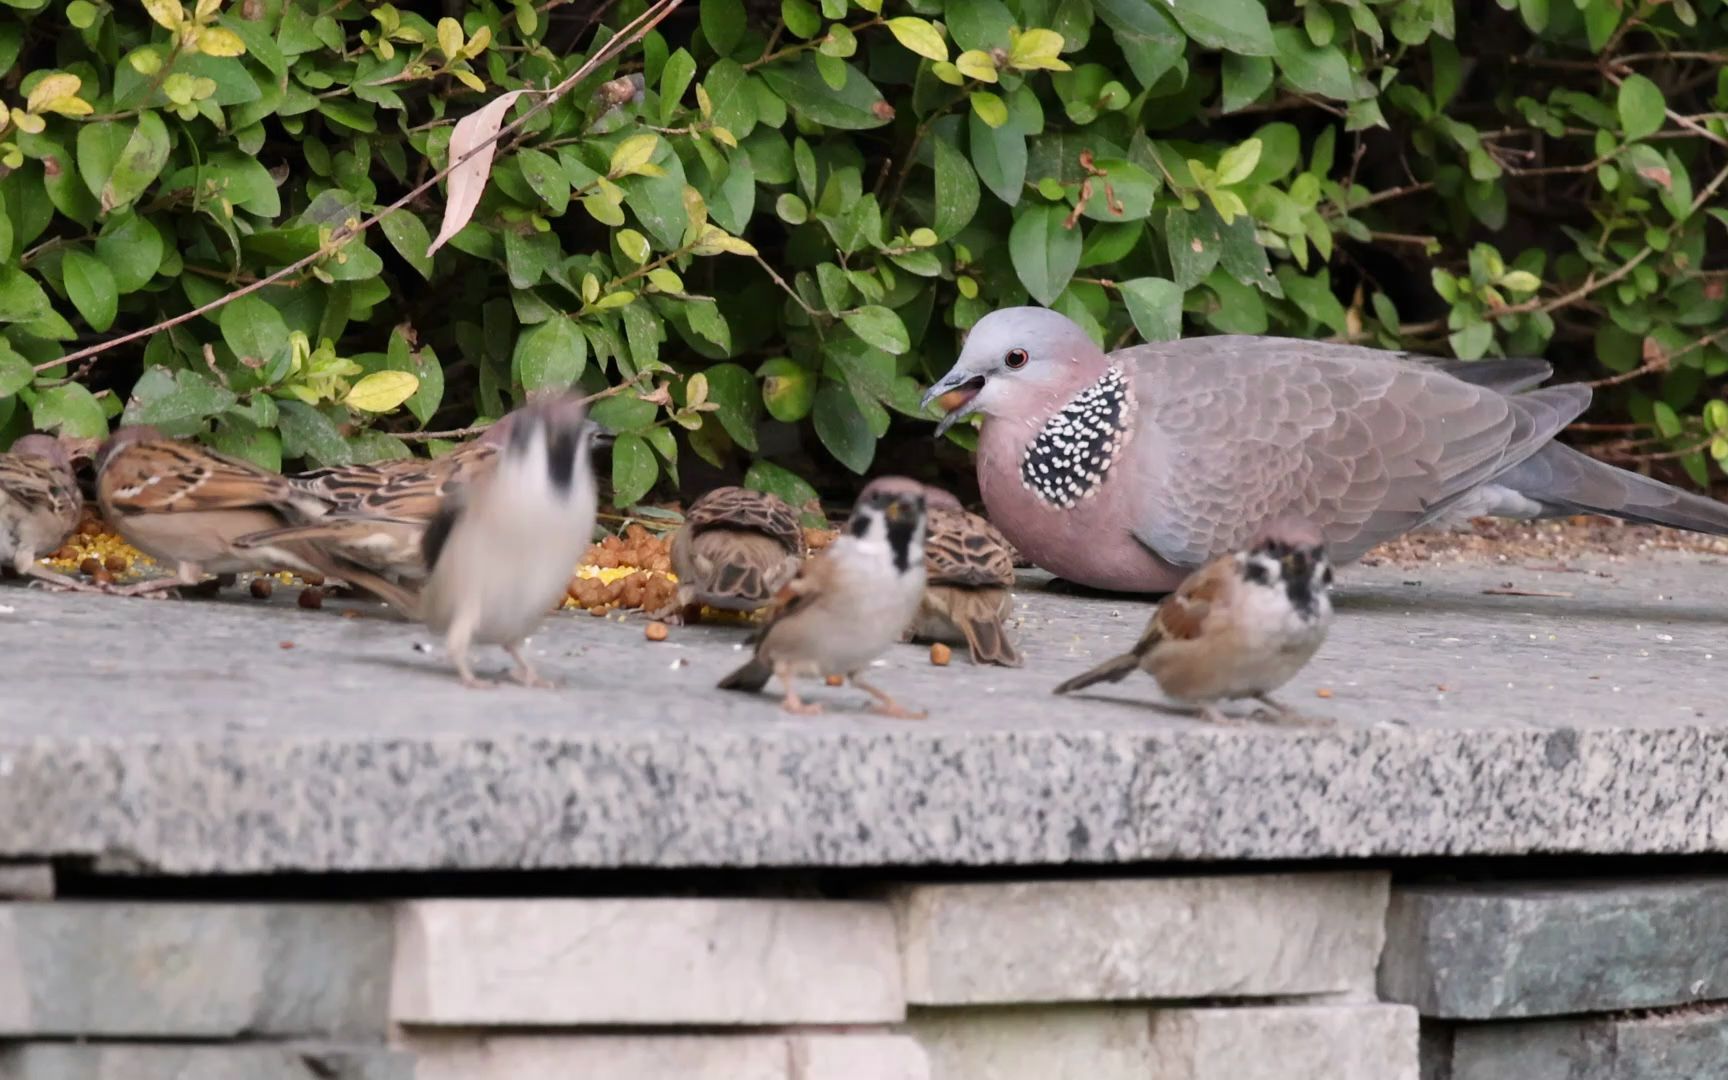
923, 307, 1728, 593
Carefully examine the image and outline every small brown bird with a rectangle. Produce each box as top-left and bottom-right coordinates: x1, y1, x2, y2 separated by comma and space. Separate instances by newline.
860, 478, 1022, 667
718, 481, 928, 717
417, 395, 599, 688
662, 486, 806, 621
1052, 517, 1334, 724
95, 427, 417, 610
0, 435, 94, 592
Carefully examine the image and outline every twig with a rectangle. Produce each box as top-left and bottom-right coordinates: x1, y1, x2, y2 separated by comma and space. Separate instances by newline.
393, 371, 653, 441
750, 253, 820, 319
33, 0, 685, 376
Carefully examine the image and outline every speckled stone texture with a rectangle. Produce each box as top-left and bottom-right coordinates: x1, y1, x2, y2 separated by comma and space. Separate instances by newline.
893, 873, 1388, 1004
1440, 1009, 1728, 1080
2, 554, 1725, 874
1147, 1004, 1420, 1080
405, 1034, 929, 1080
0, 903, 393, 1037
391, 899, 903, 1025
0, 1044, 412, 1080
1380, 879, 1728, 1018
910, 1005, 1167, 1080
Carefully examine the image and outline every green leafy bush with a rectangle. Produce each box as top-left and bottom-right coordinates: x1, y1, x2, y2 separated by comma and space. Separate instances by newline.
1, 0, 1724, 506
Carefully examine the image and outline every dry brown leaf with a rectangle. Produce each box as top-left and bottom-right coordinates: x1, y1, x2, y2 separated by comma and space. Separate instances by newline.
426, 89, 528, 258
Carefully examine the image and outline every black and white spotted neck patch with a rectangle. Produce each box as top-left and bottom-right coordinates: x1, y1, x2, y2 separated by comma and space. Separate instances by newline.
1020, 367, 1137, 509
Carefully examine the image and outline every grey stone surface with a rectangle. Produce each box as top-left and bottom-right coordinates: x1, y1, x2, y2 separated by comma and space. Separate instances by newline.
894, 873, 1388, 1004
910, 1005, 1160, 1080
0, 903, 392, 1036
406, 1034, 927, 1080
1, 553, 1726, 873
1381, 878, 1728, 1019
0, 1044, 411, 1080
0, 866, 51, 900
1444, 1009, 1728, 1080
391, 898, 903, 1025
1146, 1004, 1420, 1080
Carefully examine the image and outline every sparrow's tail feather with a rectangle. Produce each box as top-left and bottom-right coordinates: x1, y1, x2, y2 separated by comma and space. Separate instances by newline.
959, 616, 1022, 668
1053, 651, 1140, 695
717, 654, 774, 692
1501, 442, 1728, 535
289, 543, 422, 620
710, 562, 768, 605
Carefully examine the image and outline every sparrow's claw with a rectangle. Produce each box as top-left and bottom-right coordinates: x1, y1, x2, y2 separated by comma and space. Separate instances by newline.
505, 644, 558, 689
851, 675, 925, 720
112, 578, 189, 598
781, 695, 825, 716
459, 674, 501, 690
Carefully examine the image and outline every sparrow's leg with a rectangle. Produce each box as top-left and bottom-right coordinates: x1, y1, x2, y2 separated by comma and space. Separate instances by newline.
24, 566, 111, 594
776, 664, 823, 716
504, 642, 557, 689
112, 561, 204, 598
444, 608, 496, 689
1252, 693, 1334, 728
1199, 704, 1235, 726
851, 674, 927, 720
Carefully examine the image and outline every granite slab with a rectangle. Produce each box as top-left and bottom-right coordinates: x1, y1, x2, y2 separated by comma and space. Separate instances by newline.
1, 552, 1725, 874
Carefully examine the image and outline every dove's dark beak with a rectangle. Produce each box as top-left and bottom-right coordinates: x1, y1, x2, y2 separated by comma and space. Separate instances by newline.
922, 371, 987, 438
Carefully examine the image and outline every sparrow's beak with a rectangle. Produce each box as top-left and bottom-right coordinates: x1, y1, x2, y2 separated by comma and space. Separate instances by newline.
921, 370, 987, 438
883, 497, 910, 524
584, 420, 616, 449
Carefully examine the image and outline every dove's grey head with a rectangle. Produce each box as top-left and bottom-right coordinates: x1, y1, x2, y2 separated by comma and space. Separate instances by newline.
922, 307, 1108, 436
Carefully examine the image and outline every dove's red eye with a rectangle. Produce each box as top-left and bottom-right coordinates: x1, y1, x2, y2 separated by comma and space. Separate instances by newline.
1004, 348, 1029, 370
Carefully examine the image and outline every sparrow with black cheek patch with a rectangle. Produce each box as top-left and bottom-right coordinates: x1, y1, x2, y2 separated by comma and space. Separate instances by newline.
0, 435, 99, 593
860, 478, 1022, 667
95, 426, 418, 612
417, 396, 599, 689
660, 486, 807, 622
717, 481, 928, 717
1052, 517, 1334, 725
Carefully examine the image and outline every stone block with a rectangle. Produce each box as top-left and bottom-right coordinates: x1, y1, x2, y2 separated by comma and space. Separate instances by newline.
911, 1005, 1158, 1080
893, 873, 1389, 1004
1147, 1004, 1419, 1080
0, 1043, 411, 1080
1447, 1008, 1728, 1080
0, 865, 52, 900
1380, 878, 1728, 1018
391, 899, 903, 1025
406, 1034, 927, 1080
0, 903, 392, 1037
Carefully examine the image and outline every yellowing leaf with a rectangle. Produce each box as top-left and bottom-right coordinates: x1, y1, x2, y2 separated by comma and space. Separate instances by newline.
970, 90, 1008, 128
1008, 27, 1069, 71
647, 267, 684, 292
955, 50, 999, 83
194, 0, 220, 18
709, 124, 737, 148
345, 370, 420, 413
425, 88, 528, 257
608, 133, 660, 176
1214, 137, 1262, 186
129, 48, 164, 75
142, 0, 184, 31
11, 109, 44, 135
195, 26, 247, 57
956, 275, 979, 299
41, 95, 93, 117
593, 290, 636, 310
931, 61, 964, 86
437, 17, 464, 60
453, 68, 486, 93
26, 74, 83, 115
886, 16, 948, 62
909, 227, 938, 247
617, 228, 651, 264
582, 273, 600, 304
692, 224, 758, 256
1499, 270, 1541, 293
464, 24, 492, 59
686, 372, 710, 408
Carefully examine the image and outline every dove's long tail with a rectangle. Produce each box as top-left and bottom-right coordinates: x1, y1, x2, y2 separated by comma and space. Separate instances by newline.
1499, 442, 1728, 535
1053, 651, 1140, 695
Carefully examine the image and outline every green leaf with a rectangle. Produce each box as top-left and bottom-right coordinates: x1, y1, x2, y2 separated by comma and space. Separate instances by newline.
122, 367, 238, 431
346, 370, 419, 413
1221, 54, 1274, 114
1272, 27, 1356, 100
782, 0, 821, 38
61, 250, 117, 332
701, 0, 746, 56
1215, 139, 1262, 187
516, 147, 569, 215
30, 383, 107, 439
812, 381, 875, 473
611, 432, 658, 507
513, 317, 588, 392
886, 16, 948, 62
945, 0, 1016, 52
1617, 74, 1666, 141
0, 266, 52, 323
704, 58, 757, 140
660, 48, 697, 125
842, 306, 910, 355
1079, 159, 1159, 221
759, 357, 817, 422
1119, 277, 1183, 342
220, 294, 290, 368
744, 459, 820, 518
95, 211, 164, 294
202, 151, 280, 216
1170, 0, 1275, 55
702, 362, 760, 451
970, 90, 1008, 128
758, 56, 892, 131
0, 341, 33, 397
932, 136, 979, 240
970, 109, 1027, 206
276, 400, 352, 466
1009, 203, 1082, 306
380, 210, 435, 280
1091, 0, 1185, 87
1165, 207, 1222, 290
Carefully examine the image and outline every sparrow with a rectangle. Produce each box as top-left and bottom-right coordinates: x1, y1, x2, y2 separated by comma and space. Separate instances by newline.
1052, 516, 1334, 724
860, 477, 1022, 667
95, 426, 418, 611
417, 395, 599, 688
234, 425, 515, 583
0, 435, 96, 592
922, 306, 1728, 593
717, 481, 928, 717
661, 485, 806, 621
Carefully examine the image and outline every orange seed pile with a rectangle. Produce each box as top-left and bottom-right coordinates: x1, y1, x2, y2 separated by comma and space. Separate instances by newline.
564, 524, 678, 615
